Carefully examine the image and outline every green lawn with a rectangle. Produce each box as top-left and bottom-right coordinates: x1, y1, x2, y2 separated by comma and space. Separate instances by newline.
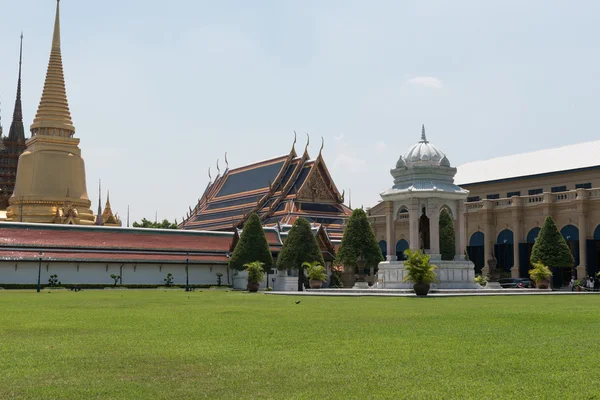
1, 290, 599, 399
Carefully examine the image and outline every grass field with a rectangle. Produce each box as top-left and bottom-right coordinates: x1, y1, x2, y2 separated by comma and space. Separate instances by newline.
1, 290, 599, 399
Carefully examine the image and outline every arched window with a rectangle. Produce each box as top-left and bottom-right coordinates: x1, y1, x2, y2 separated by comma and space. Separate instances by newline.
378, 240, 387, 260
396, 239, 409, 261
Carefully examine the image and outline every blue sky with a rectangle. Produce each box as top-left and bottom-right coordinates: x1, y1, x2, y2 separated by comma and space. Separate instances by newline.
1, 0, 600, 224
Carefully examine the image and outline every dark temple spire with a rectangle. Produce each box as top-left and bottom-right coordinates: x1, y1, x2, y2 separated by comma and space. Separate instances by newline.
8, 33, 25, 143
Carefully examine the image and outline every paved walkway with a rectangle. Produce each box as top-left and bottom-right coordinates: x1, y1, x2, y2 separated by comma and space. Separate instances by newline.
265, 288, 600, 298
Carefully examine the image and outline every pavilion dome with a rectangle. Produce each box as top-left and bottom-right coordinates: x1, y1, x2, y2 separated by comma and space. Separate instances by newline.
401, 125, 448, 166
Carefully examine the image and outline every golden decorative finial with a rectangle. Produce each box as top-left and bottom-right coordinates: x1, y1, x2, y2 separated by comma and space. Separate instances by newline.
319, 137, 324, 156
292, 131, 297, 152
208, 167, 212, 182
304, 133, 310, 155
30, 0, 75, 137
216, 159, 220, 176
224, 152, 229, 170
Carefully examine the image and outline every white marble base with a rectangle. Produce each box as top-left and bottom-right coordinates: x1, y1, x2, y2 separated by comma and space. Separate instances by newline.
486, 281, 503, 289
353, 281, 370, 289
376, 259, 481, 289
273, 276, 298, 292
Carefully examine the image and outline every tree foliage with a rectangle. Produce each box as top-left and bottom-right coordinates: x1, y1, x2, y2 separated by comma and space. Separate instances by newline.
402, 249, 437, 284
277, 218, 324, 270
133, 218, 178, 229
439, 208, 455, 261
530, 216, 574, 268
334, 208, 383, 269
229, 213, 273, 271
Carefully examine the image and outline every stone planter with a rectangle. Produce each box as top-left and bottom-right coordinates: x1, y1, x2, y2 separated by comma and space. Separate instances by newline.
247, 282, 260, 292
413, 283, 431, 296
232, 271, 248, 290
309, 280, 323, 289
536, 280, 550, 290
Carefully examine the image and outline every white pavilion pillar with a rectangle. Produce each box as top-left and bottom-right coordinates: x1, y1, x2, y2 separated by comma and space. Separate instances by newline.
385, 201, 396, 261
409, 198, 420, 251
455, 200, 466, 260
429, 204, 441, 259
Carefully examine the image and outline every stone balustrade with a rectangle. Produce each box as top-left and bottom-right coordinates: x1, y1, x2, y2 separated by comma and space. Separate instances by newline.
465, 188, 598, 213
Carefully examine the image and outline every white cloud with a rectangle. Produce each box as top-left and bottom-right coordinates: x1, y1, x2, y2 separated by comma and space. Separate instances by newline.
374, 141, 386, 152
406, 76, 443, 89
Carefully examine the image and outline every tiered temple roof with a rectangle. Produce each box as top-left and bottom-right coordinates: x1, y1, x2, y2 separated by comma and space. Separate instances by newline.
181, 137, 352, 240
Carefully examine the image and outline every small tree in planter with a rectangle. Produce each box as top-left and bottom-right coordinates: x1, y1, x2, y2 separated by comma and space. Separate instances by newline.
48, 274, 61, 288
110, 274, 121, 286
216, 272, 223, 287
530, 216, 573, 288
334, 208, 383, 284
229, 213, 273, 276
163, 273, 174, 287
529, 262, 553, 289
277, 218, 324, 291
303, 261, 327, 289
402, 249, 437, 296
244, 261, 266, 292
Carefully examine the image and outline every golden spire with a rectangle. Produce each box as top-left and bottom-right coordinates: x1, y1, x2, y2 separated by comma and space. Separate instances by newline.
30, 0, 75, 137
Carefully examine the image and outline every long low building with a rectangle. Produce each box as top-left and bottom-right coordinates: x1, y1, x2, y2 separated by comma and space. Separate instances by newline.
0, 223, 233, 286
0, 222, 337, 288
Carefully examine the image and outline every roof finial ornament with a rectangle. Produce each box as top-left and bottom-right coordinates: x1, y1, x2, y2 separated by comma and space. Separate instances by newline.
319, 137, 324, 156
216, 159, 220, 176
224, 152, 229, 171
421, 124, 428, 143
208, 167, 212, 182
304, 133, 310, 155
292, 131, 297, 151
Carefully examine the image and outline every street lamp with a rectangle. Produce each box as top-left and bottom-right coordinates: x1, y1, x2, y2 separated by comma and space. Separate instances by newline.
37, 252, 44, 293
185, 252, 190, 292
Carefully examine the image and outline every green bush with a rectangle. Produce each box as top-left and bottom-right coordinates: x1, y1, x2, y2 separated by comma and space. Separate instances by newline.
439, 209, 455, 261
244, 261, 266, 284
335, 208, 383, 271
530, 217, 574, 268
229, 213, 273, 271
474, 275, 487, 287
277, 218, 324, 291
304, 261, 327, 282
529, 262, 552, 282
163, 273, 174, 287
402, 249, 437, 285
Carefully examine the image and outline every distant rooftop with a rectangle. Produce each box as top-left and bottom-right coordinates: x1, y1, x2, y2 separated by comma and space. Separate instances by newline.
455, 140, 600, 185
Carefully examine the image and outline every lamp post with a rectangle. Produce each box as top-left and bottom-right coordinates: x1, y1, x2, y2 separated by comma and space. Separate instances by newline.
185, 252, 190, 292
37, 252, 44, 293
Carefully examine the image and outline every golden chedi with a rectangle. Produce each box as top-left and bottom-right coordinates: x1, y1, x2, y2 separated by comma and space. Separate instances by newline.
7, 0, 94, 224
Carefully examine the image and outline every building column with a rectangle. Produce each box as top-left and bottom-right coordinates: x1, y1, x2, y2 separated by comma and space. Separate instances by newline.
482, 200, 494, 276
385, 201, 396, 261
454, 200, 466, 260
576, 189, 589, 279
511, 197, 523, 278
409, 198, 420, 252
429, 204, 441, 259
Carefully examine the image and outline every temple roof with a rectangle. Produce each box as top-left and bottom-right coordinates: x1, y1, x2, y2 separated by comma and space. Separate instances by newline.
182, 137, 351, 240
0, 222, 234, 264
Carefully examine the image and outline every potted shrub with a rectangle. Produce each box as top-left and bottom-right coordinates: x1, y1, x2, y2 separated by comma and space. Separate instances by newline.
474, 275, 487, 288
529, 262, 552, 289
303, 261, 327, 289
402, 249, 437, 296
244, 261, 266, 292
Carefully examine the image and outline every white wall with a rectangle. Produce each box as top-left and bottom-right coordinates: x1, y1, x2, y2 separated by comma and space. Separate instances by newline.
0, 261, 229, 285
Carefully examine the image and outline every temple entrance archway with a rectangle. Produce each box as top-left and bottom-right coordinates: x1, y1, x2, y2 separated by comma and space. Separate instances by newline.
560, 225, 580, 284
378, 240, 387, 260
495, 229, 514, 272
396, 239, 409, 261
467, 232, 484, 274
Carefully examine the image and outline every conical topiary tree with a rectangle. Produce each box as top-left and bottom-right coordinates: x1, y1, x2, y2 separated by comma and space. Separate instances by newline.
334, 208, 383, 276
277, 217, 324, 291
229, 213, 273, 271
439, 208, 455, 261
530, 216, 574, 272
